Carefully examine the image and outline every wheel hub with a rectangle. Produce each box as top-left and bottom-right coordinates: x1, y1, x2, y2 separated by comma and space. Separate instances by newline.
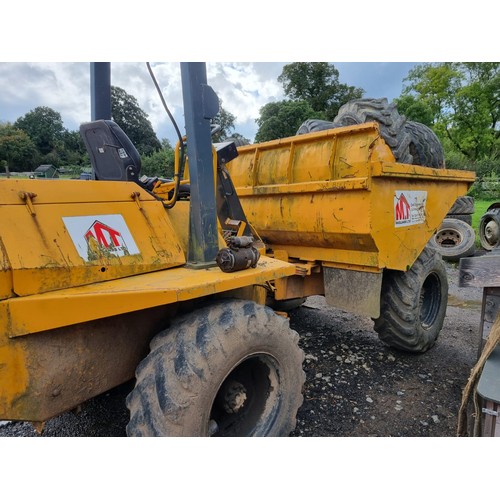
436, 229, 461, 247
209, 355, 280, 437
222, 380, 247, 413
484, 220, 499, 246
419, 272, 441, 329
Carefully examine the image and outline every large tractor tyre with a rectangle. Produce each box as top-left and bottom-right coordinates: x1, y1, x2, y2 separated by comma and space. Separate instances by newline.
428, 218, 477, 261
373, 246, 448, 353
333, 98, 413, 164
479, 208, 500, 251
296, 119, 342, 135
126, 300, 305, 437
404, 120, 445, 168
448, 196, 475, 215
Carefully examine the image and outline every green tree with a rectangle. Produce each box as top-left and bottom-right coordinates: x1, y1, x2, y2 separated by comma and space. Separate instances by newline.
60, 130, 88, 166
278, 62, 364, 121
401, 62, 500, 161
254, 100, 317, 142
225, 132, 250, 146
210, 101, 236, 142
111, 86, 162, 157
393, 95, 434, 126
141, 138, 175, 178
0, 124, 38, 172
14, 106, 65, 156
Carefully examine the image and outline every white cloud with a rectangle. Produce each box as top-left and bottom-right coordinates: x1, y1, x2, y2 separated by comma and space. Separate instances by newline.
207, 63, 284, 124
1, 61, 421, 144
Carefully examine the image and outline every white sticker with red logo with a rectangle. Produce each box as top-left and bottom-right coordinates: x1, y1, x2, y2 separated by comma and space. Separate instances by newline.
63, 214, 140, 261
394, 190, 427, 227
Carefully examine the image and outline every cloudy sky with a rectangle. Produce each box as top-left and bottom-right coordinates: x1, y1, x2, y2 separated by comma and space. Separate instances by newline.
2, 2, 494, 147
0, 61, 419, 144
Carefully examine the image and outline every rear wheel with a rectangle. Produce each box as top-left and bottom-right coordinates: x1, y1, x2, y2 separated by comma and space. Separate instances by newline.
333, 98, 413, 164
126, 300, 305, 436
373, 246, 448, 353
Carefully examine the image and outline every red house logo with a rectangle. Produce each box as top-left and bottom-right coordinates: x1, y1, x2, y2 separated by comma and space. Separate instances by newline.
85, 220, 123, 248
395, 193, 411, 223
85, 220, 130, 258
63, 214, 140, 262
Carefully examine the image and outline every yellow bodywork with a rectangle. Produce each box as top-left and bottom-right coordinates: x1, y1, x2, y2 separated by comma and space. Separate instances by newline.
0, 178, 295, 422
227, 122, 476, 273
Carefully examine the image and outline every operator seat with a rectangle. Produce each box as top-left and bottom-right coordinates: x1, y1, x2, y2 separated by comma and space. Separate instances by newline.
80, 120, 141, 181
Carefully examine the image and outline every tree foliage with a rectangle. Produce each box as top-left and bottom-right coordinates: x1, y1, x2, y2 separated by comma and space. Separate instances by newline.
225, 132, 250, 146
254, 100, 317, 142
111, 86, 161, 157
141, 138, 175, 178
278, 62, 364, 121
393, 95, 434, 127
210, 101, 236, 142
14, 106, 65, 156
400, 62, 500, 161
0, 123, 38, 171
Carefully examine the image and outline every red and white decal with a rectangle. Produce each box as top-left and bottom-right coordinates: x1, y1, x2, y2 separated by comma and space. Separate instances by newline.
394, 191, 427, 227
63, 214, 140, 261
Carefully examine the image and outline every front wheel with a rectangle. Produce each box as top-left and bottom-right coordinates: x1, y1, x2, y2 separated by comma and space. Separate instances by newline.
373, 246, 448, 353
126, 300, 305, 436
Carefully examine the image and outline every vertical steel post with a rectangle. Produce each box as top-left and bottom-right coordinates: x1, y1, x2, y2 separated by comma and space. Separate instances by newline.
180, 62, 220, 268
90, 62, 111, 121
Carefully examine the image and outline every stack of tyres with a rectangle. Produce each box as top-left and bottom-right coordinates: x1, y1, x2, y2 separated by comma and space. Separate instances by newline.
447, 196, 475, 226
429, 196, 476, 262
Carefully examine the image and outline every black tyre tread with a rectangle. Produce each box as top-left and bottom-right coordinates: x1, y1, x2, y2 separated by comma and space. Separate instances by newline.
428, 217, 477, 261
446, 214, 473, 226
448, 196, 475, 215
404, 120, 445, 168
333, 98, 413, 164
373, 246, 448, 353
126, 300, 305, 437
296, 119, 343, 135
479, 209, 500, 251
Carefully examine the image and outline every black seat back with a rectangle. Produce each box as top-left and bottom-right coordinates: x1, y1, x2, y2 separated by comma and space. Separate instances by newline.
80, 120, 141, 181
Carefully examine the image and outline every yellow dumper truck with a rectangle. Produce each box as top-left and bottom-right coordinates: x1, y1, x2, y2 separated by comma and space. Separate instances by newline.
226, 116, 476, 353
0, 70, 475, 436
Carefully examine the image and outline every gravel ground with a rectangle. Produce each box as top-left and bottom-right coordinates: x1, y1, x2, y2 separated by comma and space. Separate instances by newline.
0, 261, 484, 438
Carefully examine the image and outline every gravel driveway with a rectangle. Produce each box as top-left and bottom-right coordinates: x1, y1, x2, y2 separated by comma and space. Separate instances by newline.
0, 262, 484, 437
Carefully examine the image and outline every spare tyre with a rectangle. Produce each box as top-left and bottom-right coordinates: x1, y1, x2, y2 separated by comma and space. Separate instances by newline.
428, 218, 476, 261
446, 196, 474, 226
296, 119, 342, 135
333, 98, 413, 164
404, 120, 445, 168
448, 196, 475, 215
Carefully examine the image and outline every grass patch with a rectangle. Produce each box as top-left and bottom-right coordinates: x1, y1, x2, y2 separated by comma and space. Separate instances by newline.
472, 199, 494, 230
